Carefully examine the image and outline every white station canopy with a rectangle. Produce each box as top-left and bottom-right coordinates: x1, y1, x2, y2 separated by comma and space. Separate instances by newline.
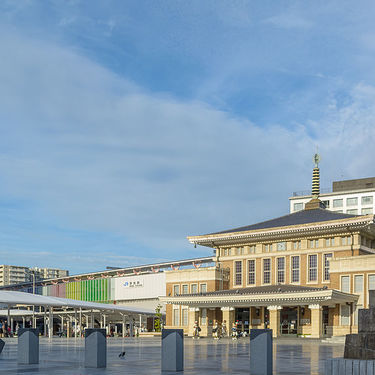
0, 290, 155, 315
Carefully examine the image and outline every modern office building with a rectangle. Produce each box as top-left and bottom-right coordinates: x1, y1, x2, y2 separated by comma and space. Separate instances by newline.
161, 157, 375, 338
289, 177, 375, 215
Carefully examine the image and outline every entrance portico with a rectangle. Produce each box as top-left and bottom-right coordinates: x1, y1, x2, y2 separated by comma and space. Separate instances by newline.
161, 284, 358, 338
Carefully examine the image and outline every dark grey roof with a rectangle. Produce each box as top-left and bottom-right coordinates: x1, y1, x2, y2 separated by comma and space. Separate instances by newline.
208, 208, 358, 235
175, 284, 328, 298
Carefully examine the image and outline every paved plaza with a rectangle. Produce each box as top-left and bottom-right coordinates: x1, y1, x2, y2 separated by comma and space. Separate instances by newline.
0, 336, 343, 374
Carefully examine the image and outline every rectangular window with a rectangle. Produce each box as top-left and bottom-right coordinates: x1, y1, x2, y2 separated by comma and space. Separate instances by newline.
323, 253, 333, 281
347, 197, 358, 206
333, 199, 343, 208
182, 284, 189, 294
235, 261, 242, 285
309, 239, 319, 248
362, 208, 373, 215
291, 256, 300, 283
173, 285, 180, 296
201, 308, 207, 325
277, 242, 286, 251
362, 196, 373, 205
293, 202, 304, 211
347, 209, 358, 215
248, 260, 255, 285
191, 284, 198, 294
293, 241, 301, 250
354, 275, 364, 293
341, 305, 350, 326
341, 275, 350, 293
277, 257, 285, 283
322, 200, 330, 208
182, 308, 188, 326
249, 245, 256, 253
200, 283, 207, 293
341, 236, 347, 246
263, 259, 271, 284
369, 275, 375, 290
173, 308, 180, 326
308, 254, 317, 282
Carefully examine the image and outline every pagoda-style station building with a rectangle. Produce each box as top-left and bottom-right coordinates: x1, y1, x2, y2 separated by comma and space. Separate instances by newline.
161, 156, 375, 338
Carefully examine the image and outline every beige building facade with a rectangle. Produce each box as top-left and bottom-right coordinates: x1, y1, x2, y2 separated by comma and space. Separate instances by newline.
161, 201, 375, 338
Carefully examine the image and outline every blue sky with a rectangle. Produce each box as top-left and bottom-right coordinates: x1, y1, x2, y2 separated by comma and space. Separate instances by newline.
1, 1, 375, 274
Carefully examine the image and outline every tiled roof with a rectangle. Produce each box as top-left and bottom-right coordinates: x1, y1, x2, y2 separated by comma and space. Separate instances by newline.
176, 284, 327, 297
208, 208, 358, 235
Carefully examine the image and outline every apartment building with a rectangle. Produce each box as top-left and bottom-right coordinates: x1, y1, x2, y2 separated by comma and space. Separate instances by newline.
31, 267, 69, 280
0, 265, 31, 286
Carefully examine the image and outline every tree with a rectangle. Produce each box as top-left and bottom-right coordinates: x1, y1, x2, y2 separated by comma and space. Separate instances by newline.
154, 304, 163, 332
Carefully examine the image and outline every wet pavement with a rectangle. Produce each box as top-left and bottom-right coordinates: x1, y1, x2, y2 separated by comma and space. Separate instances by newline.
0, 336, 344, 374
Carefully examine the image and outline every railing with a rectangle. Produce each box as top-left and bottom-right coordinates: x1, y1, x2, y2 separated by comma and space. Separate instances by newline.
292, 187, 331, 197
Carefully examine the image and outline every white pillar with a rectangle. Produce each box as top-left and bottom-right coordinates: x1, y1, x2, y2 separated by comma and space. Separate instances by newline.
48, 307, 53, 338
122, 314, 126, 338
103, 315, 107, 335
74, 309, 77, 338
90, 310, 94, 328
44, 307, 47, 337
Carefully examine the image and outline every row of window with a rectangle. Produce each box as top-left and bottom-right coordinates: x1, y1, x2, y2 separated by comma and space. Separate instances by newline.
221, 236, 352, 257
234, 253, 333, 286
294, 196, 373, 212
333, 208, 374, 215
173, 283, 207, 295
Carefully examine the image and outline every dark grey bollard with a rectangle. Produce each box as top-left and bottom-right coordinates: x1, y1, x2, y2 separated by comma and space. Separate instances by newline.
0, 339, 5, 354
18, 328, 39, 364
250, 329, 273, 375
162, 329, 183, 372
84, 329, 106, 368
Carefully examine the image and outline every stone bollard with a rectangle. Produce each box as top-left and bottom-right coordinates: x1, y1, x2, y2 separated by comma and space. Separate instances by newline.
325, 358, 375, 375
84, 328, 106, 368
18, 328, 39, 364
250, 329, 273, 375
0, 339, 5, 354
162, 329, 183, 372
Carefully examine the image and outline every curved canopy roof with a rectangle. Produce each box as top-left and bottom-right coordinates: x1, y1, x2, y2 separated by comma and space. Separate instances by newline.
0, 291, 155, 315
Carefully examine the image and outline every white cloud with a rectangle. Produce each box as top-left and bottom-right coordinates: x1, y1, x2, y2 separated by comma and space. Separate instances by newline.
0, 26, 375, 270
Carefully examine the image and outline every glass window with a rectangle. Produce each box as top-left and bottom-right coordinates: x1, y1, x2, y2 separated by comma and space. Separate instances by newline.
249, 245, 256, 254
263, 259, 271, 284
293, 241, 301, 250
200, 283, 207, 293
362, 208, 373, 215
362, 196, 373, 205
369, 275, 375, 290
341, 276, 350, 293
333, 199, 343, 208
173, 285, 180, 296
277, 242, 286, 251
277, 257, 285, 283
191, 284, 198, 294
201, 308, 207, 325
182, 308, 188, 326
291, 256, 300, 283
322, 200, 330, 208
341, 305, 350, 326
341, 236, 347, 246
248, 260, 255, 285
293, 202, 304, 211
347, 209, 358, 215
347, 197, 358, 206
182, 285, 189, 294
323, 253, 333, 281
173, 308, 180, 326
354, 275, 364, 293
308, 254, 317, 282
235, 261, 242, 285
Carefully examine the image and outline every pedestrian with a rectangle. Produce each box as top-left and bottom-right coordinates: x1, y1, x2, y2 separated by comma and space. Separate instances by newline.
193, 321, 201, 339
